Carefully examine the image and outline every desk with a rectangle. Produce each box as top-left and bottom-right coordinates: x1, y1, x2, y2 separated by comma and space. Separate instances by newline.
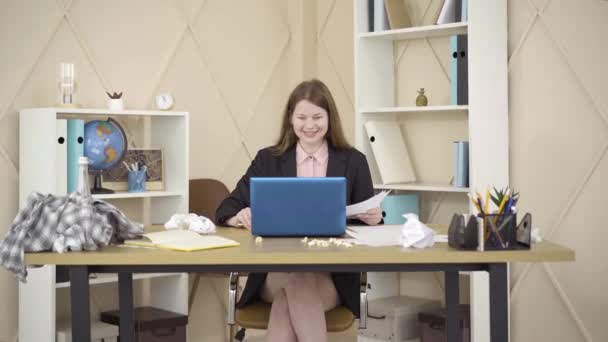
25, 226, 574, 342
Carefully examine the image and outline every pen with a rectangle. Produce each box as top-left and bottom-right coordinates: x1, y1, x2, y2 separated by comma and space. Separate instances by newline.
484, 189, 490, 215
497, 190, 509, 213
505, 196, 513, 214
494, 190, 510, 225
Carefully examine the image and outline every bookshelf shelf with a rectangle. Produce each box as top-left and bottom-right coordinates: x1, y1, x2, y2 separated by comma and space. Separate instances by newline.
55, 272, 182, 289
360, 105, 468, 115
358, 22, 467, 41
50, 107, 188, 117
93, 191, 184, 200
374, 183, 469, 193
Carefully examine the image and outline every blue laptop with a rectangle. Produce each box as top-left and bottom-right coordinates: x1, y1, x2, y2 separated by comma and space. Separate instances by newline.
250, 177, 346, 237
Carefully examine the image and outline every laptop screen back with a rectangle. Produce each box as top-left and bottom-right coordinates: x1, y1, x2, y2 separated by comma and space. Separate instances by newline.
250, 177, 346, 237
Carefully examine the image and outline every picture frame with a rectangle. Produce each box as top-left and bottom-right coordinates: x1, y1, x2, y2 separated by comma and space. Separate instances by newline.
101, 148, 164, 191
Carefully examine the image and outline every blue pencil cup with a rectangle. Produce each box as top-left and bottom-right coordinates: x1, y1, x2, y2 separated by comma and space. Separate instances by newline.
128, 170, 146, 192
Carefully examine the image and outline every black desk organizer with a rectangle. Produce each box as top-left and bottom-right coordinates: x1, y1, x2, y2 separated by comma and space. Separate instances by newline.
448, 212, 532, 250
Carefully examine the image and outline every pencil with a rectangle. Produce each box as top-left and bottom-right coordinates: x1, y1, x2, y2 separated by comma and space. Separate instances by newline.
484, 189, 490, 214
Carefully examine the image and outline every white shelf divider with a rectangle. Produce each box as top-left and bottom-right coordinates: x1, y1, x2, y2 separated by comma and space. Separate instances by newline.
360, 105, 468, 114
373, 183, 469, 193
93, 191, 184, 200
55, 272, 183, 289
359, 22, 467, 41
51, 107, 187, 117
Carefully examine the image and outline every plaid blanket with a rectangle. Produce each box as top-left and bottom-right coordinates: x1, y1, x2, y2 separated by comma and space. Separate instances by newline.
0, 192, 143, 281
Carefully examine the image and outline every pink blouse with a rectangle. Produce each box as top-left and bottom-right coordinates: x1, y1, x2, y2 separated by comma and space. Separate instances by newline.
296, 141, 329, 177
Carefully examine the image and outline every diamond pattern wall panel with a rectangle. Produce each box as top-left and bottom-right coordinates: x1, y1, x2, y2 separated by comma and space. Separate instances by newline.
155, 34, 240, 181
551, 154, 608, 341
511, 264, 586, 342
0, 0, 63, 117
69, 0, 186, 108
509, 21, 608, 236
317, 0, 355, 143
0, 161, 18, 342
193, 0, 290, 135
541, 0, 608, 120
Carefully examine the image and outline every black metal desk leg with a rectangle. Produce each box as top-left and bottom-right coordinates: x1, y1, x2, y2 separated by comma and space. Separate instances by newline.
119, 272, 134, 342
445, 270, 460, 342
489, 263, 508, 342
70, 266, 91, 342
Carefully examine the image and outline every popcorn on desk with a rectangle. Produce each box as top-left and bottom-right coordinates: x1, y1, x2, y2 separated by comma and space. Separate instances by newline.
255, 236, 263, 245
305, 238, 354, 248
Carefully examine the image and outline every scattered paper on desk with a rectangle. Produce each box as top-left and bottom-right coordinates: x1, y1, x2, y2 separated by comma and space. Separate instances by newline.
402, 214, 434, 248
124, 229, 239, 252
346, 190, 391, 217
346, 225, 402, 247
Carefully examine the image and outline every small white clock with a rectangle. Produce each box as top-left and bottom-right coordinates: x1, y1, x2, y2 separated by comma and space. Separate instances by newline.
156, 93, 174, 110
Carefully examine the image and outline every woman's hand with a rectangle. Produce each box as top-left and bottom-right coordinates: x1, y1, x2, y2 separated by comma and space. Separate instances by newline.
227, 207, 252, 230
356, 207, 382, 225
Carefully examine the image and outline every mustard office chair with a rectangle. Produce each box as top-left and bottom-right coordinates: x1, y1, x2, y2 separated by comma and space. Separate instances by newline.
187, 179, 230, 311
227, 272, 368, 341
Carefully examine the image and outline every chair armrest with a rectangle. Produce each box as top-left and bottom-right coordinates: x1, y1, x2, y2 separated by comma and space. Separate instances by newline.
227, 272, 239, 325
358, 272, 368, 329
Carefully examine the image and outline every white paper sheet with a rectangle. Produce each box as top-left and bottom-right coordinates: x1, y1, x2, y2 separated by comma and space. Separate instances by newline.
346, 225, 402, 247
346, 190, 391, 217
346, 225, 448, 247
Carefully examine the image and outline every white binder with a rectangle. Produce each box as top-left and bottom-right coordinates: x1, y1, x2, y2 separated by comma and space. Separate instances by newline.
56, 119, 67, 195
364, 121, 416, 184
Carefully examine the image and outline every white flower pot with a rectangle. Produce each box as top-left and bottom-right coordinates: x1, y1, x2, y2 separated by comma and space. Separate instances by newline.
108, 99, 124, 111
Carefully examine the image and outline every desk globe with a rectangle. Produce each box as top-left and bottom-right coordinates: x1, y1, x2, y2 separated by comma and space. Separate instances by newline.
83, 118, 127, 194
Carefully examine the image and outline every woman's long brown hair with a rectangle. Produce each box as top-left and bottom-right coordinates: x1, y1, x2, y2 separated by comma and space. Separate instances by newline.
270, 79, 351, 155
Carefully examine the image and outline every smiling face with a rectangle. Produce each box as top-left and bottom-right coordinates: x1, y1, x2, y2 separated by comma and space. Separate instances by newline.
291, 100, 329, 148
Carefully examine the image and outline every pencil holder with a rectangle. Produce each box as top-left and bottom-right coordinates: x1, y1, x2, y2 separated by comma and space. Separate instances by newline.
128, 170, 146, 192
481, 213, 518, 250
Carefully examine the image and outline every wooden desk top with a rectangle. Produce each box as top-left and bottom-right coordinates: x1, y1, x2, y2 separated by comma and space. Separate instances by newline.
24, 226, 575, 266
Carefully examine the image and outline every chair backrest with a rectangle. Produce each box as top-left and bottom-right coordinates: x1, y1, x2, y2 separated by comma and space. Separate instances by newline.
189, 179, 229, 224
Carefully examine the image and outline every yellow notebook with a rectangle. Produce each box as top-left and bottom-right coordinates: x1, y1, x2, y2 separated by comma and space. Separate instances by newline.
124, 229, 240, 252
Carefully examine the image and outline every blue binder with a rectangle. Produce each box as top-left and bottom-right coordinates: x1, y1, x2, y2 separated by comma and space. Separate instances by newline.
381, 194, 419, 225
67, 119, 84, 193
450, 34, 468, 105
454, 141, 469, 187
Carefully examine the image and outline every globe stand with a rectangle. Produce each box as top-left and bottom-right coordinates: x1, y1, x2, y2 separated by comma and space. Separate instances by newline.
91, 171, 114, 194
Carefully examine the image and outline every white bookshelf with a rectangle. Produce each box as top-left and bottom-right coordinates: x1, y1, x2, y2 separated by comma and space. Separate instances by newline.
18, 107, 190, 342
355, 1, 509, 340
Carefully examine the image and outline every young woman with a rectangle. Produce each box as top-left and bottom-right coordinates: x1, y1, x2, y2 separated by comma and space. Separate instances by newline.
216, 79, 382, 342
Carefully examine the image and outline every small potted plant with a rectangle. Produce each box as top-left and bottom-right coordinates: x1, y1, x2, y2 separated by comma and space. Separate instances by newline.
107, 91, 124, 111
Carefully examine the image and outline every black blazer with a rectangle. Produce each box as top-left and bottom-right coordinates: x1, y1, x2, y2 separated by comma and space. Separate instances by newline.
215, 144, 375, 317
